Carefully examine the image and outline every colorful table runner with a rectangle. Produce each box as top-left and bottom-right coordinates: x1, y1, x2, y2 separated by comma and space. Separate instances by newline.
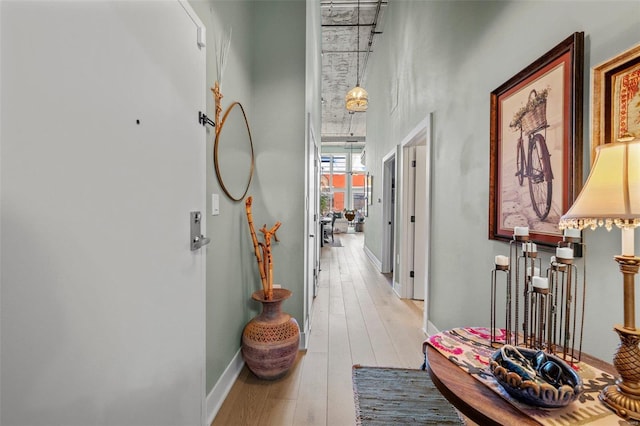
426, 327, 634, 425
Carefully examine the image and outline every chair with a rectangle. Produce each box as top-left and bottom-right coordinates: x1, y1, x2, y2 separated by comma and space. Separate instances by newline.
323, 212, 337, 243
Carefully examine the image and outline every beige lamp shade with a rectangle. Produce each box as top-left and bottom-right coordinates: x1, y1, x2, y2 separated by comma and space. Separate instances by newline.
560, 139, 640, 231
345, 85, 368, 112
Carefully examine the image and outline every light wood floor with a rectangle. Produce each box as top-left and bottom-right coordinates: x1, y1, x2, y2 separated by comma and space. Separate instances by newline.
211, 232, 428, 426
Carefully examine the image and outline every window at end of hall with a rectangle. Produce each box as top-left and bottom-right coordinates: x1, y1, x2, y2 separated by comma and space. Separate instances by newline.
321, 152, 366, 219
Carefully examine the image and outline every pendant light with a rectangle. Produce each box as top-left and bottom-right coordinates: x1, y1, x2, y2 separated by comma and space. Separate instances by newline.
345, 0, 368, 112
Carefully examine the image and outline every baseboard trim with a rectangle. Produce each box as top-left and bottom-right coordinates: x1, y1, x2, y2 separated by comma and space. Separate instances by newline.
299, 326, 309, 350
426, 320, 440, 336
363, 244, 382, 271
206, 348, 244, 426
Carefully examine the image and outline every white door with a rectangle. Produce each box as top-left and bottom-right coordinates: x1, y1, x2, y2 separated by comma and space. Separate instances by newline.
304, 116, 319, 348
413, 145, 427, 300
382, 151, 396, 274
1, 2, 207, 425
398, 115, 431, 304
395, 114, 433, 329
313, 143, 321, 298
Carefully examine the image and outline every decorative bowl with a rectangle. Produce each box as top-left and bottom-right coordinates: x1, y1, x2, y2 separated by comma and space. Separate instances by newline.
489, 345, 583, 408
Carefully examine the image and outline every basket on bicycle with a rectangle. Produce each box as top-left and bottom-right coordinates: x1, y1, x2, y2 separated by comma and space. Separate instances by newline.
510, 89, 549, 135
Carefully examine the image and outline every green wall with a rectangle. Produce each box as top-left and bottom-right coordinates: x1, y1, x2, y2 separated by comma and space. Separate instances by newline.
364, 0, 640, 362
190, 0, 308, 395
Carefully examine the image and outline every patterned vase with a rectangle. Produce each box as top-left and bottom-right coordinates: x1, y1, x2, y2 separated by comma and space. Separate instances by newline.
241, 288, 300, 380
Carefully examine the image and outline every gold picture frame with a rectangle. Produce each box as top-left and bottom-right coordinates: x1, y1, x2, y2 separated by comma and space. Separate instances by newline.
591, 43, 640, 162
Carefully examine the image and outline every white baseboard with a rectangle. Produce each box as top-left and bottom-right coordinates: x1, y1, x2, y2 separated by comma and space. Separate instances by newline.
363, 244, 382, 271
392, 281, 402, 298
299, 326, 309, 350
426, 320, 440, 336
206, 332, 308, 425
206, 349, 244, 426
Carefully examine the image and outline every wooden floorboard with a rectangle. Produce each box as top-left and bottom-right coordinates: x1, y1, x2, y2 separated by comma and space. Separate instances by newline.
211, 232, 427, 426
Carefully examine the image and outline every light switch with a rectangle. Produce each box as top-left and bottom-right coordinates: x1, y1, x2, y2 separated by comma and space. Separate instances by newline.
211, 194, 220, 216
197, 27, 206, 48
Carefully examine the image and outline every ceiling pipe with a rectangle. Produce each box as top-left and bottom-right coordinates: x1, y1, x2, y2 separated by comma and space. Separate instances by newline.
359, 0, 383, 84
320, 0, 387, 7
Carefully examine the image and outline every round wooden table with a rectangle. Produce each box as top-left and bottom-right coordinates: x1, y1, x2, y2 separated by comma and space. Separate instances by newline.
426, 345, 616, 425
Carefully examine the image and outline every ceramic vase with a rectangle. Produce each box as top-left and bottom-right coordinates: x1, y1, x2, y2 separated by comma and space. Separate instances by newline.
241, 288, 300, 380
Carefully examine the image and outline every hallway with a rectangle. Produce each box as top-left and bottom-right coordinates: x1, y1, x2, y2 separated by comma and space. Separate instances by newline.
212, 232, 427, 425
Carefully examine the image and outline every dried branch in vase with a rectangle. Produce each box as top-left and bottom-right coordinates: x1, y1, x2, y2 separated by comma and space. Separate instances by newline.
245, 196, 281, 300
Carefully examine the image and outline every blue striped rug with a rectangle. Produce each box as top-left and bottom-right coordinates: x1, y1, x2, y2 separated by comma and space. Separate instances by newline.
352, 365, 464, 425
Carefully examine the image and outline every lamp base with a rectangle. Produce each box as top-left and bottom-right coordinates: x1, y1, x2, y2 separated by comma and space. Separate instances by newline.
600, 325, 640, 421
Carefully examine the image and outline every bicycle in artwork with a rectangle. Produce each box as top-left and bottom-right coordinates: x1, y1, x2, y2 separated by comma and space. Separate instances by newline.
510, 88, 554, 221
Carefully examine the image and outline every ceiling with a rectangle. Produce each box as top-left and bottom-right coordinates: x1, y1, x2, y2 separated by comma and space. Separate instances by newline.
320, 0, 388, 148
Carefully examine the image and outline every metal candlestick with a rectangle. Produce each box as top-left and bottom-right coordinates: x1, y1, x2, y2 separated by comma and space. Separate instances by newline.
529, 284, 552, 350
490, 263, 511, 348
509, 235, 527, 346
511, 236, 541, 347
492, 231, 586, 357
548, 239, 586, 362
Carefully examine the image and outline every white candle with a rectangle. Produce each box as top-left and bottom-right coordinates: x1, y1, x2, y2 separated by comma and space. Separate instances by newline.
532, 276, 549, 289
556, 247, 573, 259
526, 266, 540, 277
514, 226, 529, 237
495, 255, 509, 266
522, 242, 537, 252
563, 228, 581, 239
622, 227, 635, 256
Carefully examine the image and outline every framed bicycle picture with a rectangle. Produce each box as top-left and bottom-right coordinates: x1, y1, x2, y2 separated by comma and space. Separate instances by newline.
489, 32, 584, 247
592, 43, 640, 162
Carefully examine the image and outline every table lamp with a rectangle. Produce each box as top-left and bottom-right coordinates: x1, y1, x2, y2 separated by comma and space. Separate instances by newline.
559, 136, 640, 420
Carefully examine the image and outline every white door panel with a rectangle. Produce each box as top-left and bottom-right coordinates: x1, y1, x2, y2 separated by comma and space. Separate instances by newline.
413, 145, 427, 300
1, 2, 206, 425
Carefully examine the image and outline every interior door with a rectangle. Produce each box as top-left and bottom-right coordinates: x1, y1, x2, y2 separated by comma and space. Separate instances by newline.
313, 143, 321, 297
304, 115, 319, 348
1, 2, 206, 425
382, 152, 396, 274
413, 145, 427, 300
398, 116, 430, 301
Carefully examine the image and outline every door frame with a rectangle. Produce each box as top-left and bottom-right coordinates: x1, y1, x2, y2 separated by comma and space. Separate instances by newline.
382, 149, 396, 275
303, 113, 319, 350
397, 114, 433, 333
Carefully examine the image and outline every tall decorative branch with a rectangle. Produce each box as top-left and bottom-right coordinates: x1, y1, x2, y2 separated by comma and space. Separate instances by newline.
259, 222, 281, 300
212, 83, 223, 137
212, 26, 231, 135
245, 196, 281, 300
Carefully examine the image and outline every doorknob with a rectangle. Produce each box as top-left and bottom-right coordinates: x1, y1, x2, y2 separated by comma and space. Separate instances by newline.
190, 211, 211, 251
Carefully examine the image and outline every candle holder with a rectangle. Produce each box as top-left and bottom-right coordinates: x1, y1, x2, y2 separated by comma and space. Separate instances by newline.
511, 237, 541, 347
491, 230, 587, 359
491, 261, 512, 348
529, 281, 552, 351
547, 239, 586, 362
509, 235, 527, 346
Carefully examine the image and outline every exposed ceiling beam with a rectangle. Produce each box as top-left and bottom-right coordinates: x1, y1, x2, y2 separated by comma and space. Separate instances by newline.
322, 50, 371, 53
320, 0, 387, 7
321, 135, 366, 143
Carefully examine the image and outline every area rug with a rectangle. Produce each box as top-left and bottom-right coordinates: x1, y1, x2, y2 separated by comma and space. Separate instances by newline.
330, 238, 343, 247
352, 365, 464, 425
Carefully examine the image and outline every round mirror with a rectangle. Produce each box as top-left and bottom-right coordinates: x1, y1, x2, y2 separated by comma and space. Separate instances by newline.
214, 102, 255, 201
